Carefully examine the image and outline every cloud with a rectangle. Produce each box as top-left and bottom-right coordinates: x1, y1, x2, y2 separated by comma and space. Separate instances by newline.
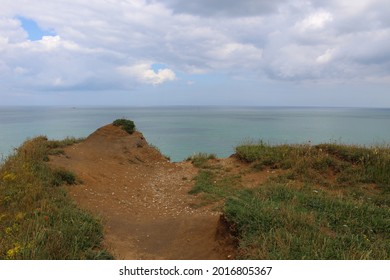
118, 63, 176, 85
158, 0, 286, 17
316, 49, 334, 64
0, 0, 390, 98
295, 11, 333, 32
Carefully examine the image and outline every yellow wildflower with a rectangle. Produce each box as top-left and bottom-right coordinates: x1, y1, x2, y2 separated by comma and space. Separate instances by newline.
6, 243, 21, 259
5, 227, 12, 234
15, 212, 25, 221
2, 172, 17, 181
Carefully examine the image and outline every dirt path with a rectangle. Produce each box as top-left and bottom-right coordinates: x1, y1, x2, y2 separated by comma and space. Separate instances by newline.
49, 124, 235, 259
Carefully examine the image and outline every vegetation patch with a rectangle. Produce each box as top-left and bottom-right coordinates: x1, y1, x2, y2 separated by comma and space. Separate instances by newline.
52, 168, 77, 186
224, 184, 390, 259
113, 119, 136, 134
190, 141, 390, 259
186, 153, 217, 168
189, 168, 241, 208
0, 136, 111, 259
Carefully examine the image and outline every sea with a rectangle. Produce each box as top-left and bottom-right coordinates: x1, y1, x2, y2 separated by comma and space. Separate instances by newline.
1, 106, 390, 162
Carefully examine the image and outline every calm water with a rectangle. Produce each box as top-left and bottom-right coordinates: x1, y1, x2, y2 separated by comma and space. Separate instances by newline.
1, 106, 390, 162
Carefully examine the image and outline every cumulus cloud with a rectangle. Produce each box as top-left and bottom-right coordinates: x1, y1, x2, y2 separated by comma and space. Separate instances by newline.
118, 63, 176, 85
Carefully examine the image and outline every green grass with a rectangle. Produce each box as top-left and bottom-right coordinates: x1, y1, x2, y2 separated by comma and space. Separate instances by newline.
0, 136, 112, 259
113, 119, 136, 134
224, 184, 390, 259
236, 142, 390, 190
186, 153, 217, 168
189, 170, 240, 206
191, 141, 390, 259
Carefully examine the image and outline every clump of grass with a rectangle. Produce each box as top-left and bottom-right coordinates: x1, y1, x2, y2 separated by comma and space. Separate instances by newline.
0, 136, 111, 259
186, 153, 217, 168
113, 119, 136, 134
224, 184, 390, 259
52, 169, 77, 186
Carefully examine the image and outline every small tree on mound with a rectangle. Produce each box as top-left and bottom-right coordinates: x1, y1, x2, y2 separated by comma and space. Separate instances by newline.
113, 119, 136, 134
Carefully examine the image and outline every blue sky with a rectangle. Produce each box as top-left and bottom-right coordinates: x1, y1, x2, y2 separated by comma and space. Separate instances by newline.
1, 0, 390, 107
17, 16, 56, 41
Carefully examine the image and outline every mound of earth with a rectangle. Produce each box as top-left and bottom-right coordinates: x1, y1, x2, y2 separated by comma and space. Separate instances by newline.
49, 124, 236, 259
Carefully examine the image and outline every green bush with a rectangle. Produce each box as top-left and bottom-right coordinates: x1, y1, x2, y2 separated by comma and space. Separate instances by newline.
113, 119, 136, 134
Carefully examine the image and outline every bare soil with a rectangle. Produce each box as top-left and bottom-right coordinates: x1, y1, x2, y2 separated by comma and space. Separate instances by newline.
49, 124, 238, 259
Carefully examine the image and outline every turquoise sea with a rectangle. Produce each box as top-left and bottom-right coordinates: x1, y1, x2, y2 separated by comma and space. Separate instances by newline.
1, 106, 390, 162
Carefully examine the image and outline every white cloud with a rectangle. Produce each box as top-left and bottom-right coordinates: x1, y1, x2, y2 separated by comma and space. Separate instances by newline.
119, 63, 176, 85
0, 0, 390, 97
295, 11, 333, 32
316, 49, 334, 64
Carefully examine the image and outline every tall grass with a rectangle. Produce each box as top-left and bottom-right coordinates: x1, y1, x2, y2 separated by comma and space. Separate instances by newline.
0, 136, 111, 259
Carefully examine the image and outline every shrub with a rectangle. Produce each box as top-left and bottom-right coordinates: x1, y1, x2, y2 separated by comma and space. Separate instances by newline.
113, 119, 136, 134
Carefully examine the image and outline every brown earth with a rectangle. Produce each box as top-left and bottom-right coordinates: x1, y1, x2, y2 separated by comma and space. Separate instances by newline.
49, 124, 239, 259
49, 124, 278, 259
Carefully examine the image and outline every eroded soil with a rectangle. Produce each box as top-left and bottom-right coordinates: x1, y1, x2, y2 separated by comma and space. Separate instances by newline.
50, 124, 238, 259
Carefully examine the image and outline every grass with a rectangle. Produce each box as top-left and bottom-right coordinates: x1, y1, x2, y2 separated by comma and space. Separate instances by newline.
188, 170, 240, 206
0, 136, 112, 259
236, 142, 390, 191
225, 184, 390, 259
186, 153, 217, 168
113, 119, 136, 134
190, 141, 390, 259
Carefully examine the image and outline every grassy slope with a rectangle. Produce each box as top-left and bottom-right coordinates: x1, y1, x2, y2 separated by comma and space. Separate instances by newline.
189, 143, 390, 259
2, 136, 390, 260
0, 136, 112, 260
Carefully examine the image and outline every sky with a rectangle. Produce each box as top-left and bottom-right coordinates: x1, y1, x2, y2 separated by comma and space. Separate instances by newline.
0, 0, 389, 107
